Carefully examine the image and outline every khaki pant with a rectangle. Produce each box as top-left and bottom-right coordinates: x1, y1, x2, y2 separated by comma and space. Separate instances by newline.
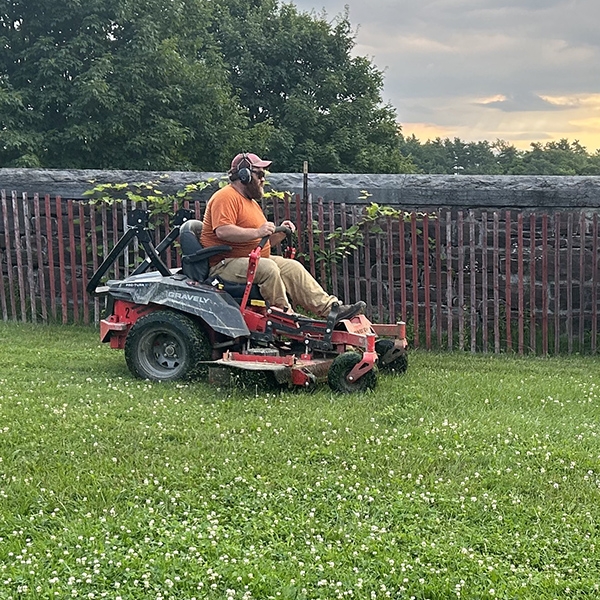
209, 255, 339, 316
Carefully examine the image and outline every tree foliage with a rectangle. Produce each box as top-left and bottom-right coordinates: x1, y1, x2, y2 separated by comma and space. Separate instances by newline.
1, 0, 412, 173
211, 1, 412, 173
0, 0, 246, 169
399, 135, 600, 176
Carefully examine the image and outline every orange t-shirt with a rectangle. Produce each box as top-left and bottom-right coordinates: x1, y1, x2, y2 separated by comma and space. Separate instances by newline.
200, 184, 271, 266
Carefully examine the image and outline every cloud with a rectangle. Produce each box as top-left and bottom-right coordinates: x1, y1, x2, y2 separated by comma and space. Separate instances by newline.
476, 93, 567, 112
540, 93, 600, 109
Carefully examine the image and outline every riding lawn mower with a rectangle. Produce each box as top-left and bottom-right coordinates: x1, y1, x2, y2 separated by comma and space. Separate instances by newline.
87, 209, 408, 392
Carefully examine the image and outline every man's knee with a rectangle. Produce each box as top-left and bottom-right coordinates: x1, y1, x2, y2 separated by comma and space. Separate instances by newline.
256, 257, 282, 281
282, 260, 316, 287
275, 256, 307, 276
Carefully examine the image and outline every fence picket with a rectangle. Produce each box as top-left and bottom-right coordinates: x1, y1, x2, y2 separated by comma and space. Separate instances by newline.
306, 197, 315, 277
469, 211, 476, 353
445, 211, 452, 350
411, 212, 420, 348
162, 214, 171, 270
11, 191, 27, 321
541, 213, 549, 355
352, 206, 361, 305
493, 212, 500, 353
22, 193, 37, 323
579, 211, 586, 351
375, 228, 384, 321
295, 194, 303, 260
55, 197, 69, 324
517, 213, 524, 354
554, 213, 561, 354
44, 194, 57, 320
90, 205, 100, 324
566, 213, 573, 354
481, 212, 488, 352
101, 204, 109, 283
435, 211, 442, 347
33, 194, 48, 323
110, 203, 120, 278
79, 202, 90, 325
458, 211, 465, 351
317, 198, 326, 285
364, 223, 373, 315
529, 214, 536, 354
1, 190, 16, 320
67, 200, 79, 323
329, 201, 338, 298
423, 214, 432, 350
399, 216, 407, 325
340, 204, 350, 305
505, 211, 512, 352
592, 213, 598, 354
386, 216, 395, 323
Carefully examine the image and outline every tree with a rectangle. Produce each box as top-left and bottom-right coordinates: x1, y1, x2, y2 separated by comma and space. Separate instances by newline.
397, 134, 600, 176
1, 0, 416, 173
583, 150, 600, 176
491, 139, 523, 174
0, 0, 247, 169
210, 1, 415, 173
517, 139, 593, 175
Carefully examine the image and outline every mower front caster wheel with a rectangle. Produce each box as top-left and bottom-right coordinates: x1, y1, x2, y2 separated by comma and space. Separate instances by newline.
375, 338, 408, 374
124, 311, 211, 381
327, 351, 377, 393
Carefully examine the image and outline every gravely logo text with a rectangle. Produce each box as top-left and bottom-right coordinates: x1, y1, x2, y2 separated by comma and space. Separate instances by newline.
167, 292, 210, 304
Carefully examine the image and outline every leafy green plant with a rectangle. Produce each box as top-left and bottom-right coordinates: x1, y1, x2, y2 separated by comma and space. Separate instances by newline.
84, 175, 288, 218
83, 176, 221, 217
304, 201, 438, 287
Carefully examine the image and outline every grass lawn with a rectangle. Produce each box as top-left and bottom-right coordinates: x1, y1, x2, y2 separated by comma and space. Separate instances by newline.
0, 322, 599, 599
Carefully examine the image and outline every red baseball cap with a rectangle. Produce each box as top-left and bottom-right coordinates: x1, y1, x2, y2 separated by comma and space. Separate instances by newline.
230, 152, 272, 170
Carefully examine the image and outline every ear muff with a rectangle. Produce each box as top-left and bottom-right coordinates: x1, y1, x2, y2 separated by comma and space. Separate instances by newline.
236, 153, 252, 184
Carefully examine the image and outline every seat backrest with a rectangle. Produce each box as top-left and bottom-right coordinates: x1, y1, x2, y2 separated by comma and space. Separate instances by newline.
179, 219, 264, 303
179, 219, 204, 254
180, 219, 211, 281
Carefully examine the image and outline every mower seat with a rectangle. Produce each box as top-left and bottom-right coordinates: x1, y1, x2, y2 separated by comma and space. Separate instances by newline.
179, 219, 263, 303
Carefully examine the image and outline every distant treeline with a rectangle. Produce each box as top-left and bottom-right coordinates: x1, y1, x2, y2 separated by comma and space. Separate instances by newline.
398, 136, 600, 176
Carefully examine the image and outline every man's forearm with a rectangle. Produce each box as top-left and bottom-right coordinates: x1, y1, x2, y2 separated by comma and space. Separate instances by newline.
215, 224, 261, 243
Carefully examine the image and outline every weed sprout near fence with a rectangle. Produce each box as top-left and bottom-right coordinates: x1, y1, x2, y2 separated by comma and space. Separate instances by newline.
1, 187, 600, 355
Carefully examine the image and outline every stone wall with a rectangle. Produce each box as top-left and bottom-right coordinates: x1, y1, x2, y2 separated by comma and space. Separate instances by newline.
1, 168, 600, 209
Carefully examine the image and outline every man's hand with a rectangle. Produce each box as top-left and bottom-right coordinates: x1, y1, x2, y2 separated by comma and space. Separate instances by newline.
257, 221, 276, 237
280, 219, 296, 233
269, 220, 295, 246
216, 222, 274, 243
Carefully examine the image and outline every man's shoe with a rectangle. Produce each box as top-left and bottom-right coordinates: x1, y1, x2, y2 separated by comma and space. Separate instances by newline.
334, 301, 366, 321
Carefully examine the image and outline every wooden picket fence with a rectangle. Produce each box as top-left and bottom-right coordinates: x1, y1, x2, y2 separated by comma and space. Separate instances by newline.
1, 189, 599, 355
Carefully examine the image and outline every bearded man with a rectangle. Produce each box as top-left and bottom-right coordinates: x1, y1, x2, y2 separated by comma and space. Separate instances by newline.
200, 152, 365, 320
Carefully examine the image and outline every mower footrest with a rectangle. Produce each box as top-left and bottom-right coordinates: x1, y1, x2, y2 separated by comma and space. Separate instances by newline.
100, 318, 128, 344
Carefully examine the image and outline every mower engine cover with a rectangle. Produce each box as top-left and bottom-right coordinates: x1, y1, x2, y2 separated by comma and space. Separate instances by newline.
105, 272, 250, 339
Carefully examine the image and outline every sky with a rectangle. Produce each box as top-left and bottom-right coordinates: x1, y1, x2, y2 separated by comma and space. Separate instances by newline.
290, 0, 600, 153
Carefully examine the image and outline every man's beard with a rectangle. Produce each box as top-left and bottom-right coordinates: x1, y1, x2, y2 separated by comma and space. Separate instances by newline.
245, 179, 264, 199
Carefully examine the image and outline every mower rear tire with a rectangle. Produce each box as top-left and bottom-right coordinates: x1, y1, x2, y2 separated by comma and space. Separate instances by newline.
375, 338, 408, 374
124, 311, 211, 382
327, 351, 377, 393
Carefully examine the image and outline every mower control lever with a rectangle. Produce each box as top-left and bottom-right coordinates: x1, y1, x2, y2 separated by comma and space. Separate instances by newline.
258, 225, 292, 249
